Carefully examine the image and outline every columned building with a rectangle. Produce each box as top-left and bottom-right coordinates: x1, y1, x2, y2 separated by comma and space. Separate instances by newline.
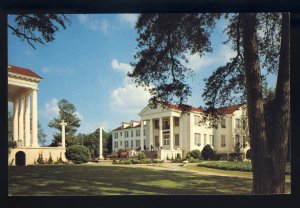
8, 65, 67, 166
112, 103, 250, 159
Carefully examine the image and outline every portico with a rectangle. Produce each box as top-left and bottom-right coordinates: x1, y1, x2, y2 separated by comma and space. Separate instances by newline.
8, 65, 41, 147
139, 104, 183, 159
8, 65, 67, 166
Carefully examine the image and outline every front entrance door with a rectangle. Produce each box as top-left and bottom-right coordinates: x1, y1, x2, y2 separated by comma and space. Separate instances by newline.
15, 151, 26, 166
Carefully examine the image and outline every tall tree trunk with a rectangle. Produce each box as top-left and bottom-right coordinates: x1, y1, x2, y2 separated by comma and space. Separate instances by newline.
240, 13, 273, 194
268, 12, 290, 193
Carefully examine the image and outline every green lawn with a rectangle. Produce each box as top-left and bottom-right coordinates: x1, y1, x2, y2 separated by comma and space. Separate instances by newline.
9, 164, 257, 195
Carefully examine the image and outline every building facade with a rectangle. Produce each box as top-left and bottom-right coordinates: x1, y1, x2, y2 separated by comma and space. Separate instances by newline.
112, 103, 250, 159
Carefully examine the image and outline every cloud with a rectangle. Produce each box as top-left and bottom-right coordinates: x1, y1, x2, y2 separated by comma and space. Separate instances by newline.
111, 59, 133, 74
40, 98, 59, 119
78, 14, 110, 33
118, 14, 139, 27
109, 59, 150, 114
41, 66, 74, 75
184, 45, 236, 71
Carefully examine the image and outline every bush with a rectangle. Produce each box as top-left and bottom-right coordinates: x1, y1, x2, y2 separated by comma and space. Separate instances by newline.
228, 152, 244, 161
138, 152, 146, 160
65, 145, 91, 164
185, 152, 192, 160
37, 153, 45, 164
201, 145, 215, 160
8, 140, 17, 149
246, 149, 252, 160
48, 153, 54, 164
189, 149, 201, 159
131, 159, 141, 164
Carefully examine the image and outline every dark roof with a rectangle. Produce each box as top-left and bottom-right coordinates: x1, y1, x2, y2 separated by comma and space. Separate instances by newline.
166, 103, 204, 112
217, 104, 242, 114
8, 65, 42, 79
112, 123, 142, 131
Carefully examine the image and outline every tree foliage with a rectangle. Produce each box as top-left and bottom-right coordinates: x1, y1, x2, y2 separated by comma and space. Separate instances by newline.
8, 14, 70, 49
49, 99, 81, 146
38, 123, 47, 146
65, 145, 91, 164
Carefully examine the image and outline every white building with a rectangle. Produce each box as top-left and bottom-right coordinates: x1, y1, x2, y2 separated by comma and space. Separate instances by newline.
8, 65, 67, 165
112, 103, 250, 159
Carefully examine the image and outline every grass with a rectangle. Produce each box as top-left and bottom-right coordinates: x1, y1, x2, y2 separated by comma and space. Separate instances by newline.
8, 164, 258, 195
197, 161, 291, 175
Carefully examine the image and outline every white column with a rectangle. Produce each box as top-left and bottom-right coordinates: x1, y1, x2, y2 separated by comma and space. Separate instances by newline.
24, 94, 31, 146
13, 99, 19, 142
170, 115, 174, 150
140, 120, 144, 150
19, 97, 24, 145
148, 119, 153, 150
159, 117, 163, 148
31, 89, 39, 147
60, 120, 67, 148
99, 126, 104, 159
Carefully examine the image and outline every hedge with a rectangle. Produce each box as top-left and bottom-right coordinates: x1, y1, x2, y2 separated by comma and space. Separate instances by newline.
65, 145, 91, 164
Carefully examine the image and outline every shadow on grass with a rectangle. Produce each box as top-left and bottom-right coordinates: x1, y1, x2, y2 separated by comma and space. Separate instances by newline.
8, 164, 278, 195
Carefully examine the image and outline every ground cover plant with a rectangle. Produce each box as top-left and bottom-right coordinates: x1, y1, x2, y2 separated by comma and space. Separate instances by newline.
197, 161, 291, 175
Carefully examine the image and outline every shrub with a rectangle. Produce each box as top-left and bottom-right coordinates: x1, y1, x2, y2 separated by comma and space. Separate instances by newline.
189, 149, 201, 159
124, 160, 132, 164
48, 153, 53, 164
65, 145, 91, 164
8, 140, 17, 149
201, 145, 215, 160
185, 152, 191, 160
246, 149, 252, 160
131, 159, 141, 164
37, 153, 45, 164
113, 159, 120, 164
137, 152, 146, 160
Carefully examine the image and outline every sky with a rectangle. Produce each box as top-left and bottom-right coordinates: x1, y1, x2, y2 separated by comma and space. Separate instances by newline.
8, 14, 277, 145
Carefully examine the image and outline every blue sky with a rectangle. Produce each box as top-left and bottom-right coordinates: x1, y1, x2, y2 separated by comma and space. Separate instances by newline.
8, 14, 276, 145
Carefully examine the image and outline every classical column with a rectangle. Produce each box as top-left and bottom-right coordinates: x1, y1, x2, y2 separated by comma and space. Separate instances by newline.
99, 126, 104, 159
60, 120, 67, 148
159, 117, 163, 148
13, 99, 19, 142
149, 118, 153, 150
140, 120, 144, 150
19, 97, 24, 145
31, 89, 39, 147
169, 115, 174, 150
24, 94, 31, 146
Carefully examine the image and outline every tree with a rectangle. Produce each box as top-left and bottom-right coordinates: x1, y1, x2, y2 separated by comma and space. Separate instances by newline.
8, 14, 70, 49
130, 13, 290, 194
49, 99, 81, 147
38, 123, 47, 146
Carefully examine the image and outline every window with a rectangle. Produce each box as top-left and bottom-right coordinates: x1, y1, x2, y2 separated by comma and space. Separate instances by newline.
221, 118, 226, 128
163, 135, 170, 145
194, 133, 201, 145
114, 132, 118, 139
154, 120, 159, 129
164, 120, 169, 129
120, 132, 122, 137
136, 130, 140, 137
175, 134, 179, 146
125, 131, 129, 138
236, 118, 240, 128
120, 141, 122, 146
204, 134, 207, 145
131, 140, 133, 148
221, 135, 226, 147
175, 117, 180, 126
155, 136, 159, 147
136, 140, 140, 147
131, 130, 133, 137
125, 141, 129, 148
194, 115, 201, 126
210, 135, 214, 146
114, 141, 118, 148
